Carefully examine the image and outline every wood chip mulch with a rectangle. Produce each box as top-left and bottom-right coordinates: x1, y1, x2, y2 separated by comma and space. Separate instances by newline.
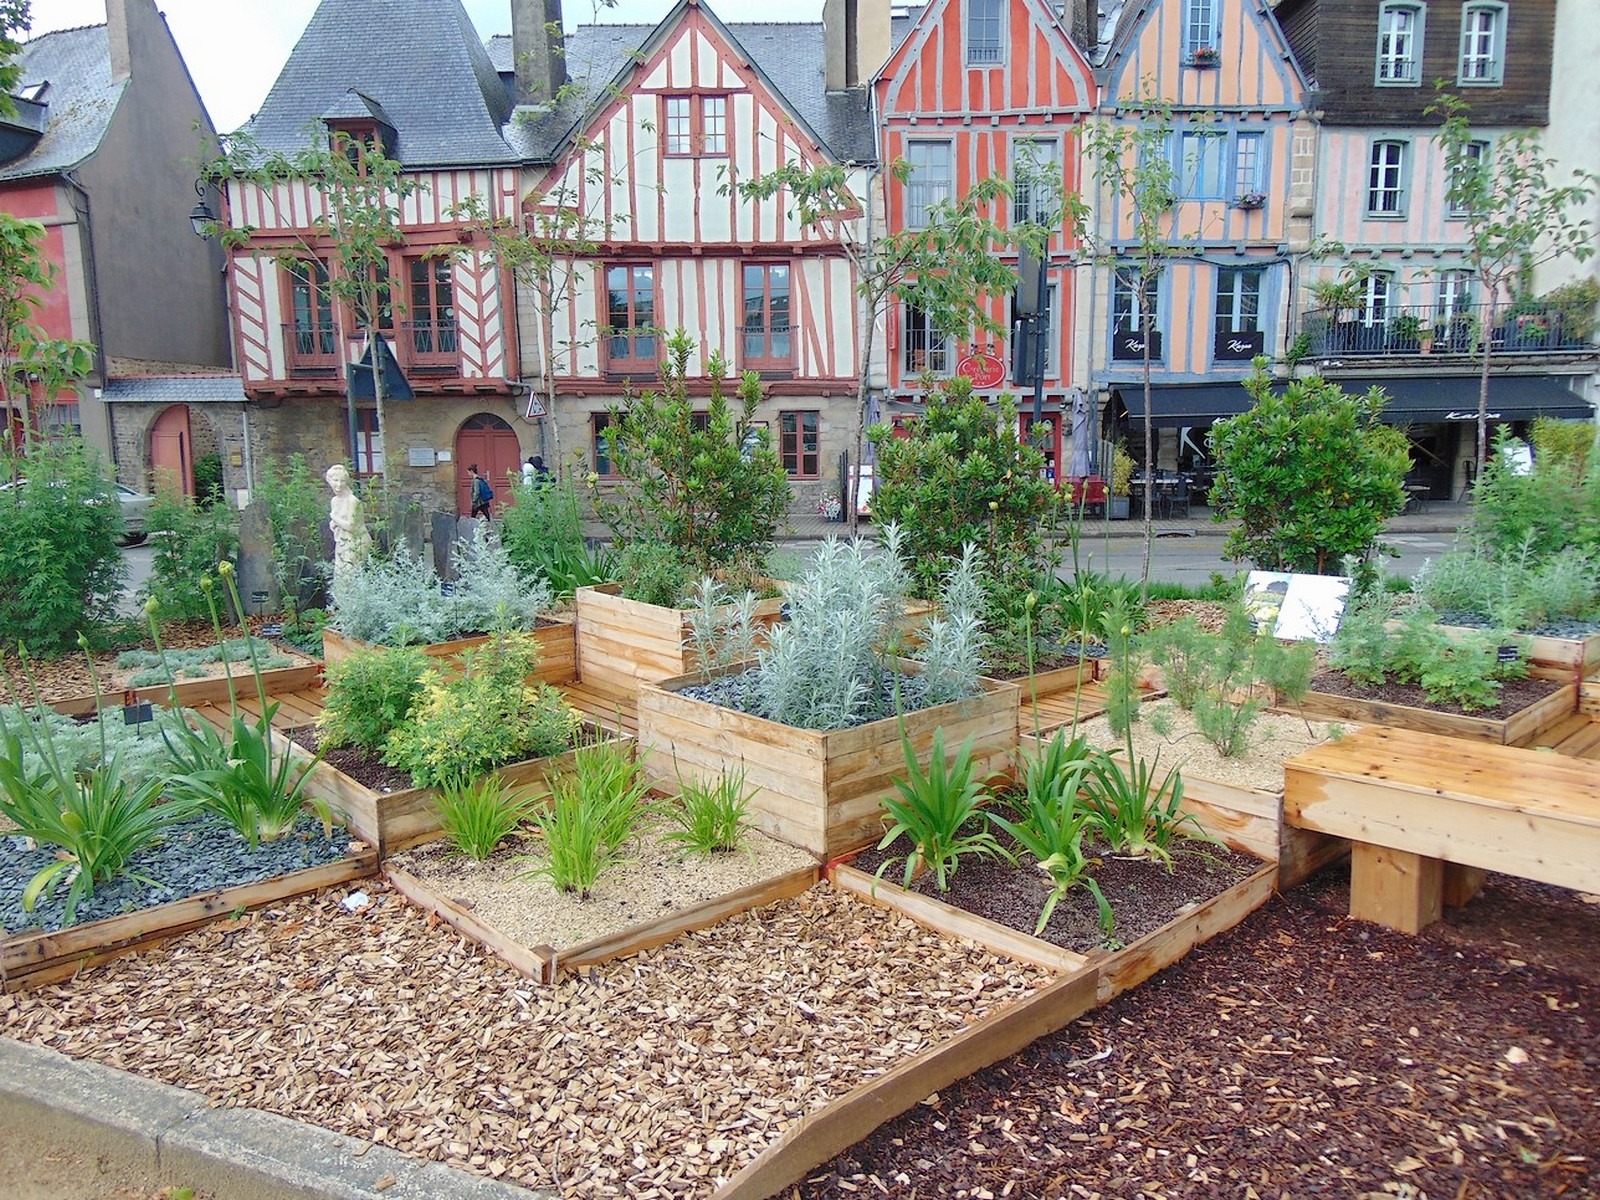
0, 882, 1053, 1198
798, 869, 1600, 1200
1145, 600, 1230, 634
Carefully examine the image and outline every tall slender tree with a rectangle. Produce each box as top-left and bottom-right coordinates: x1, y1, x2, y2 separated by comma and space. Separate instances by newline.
0, 215, 94, 460
1430, 93, 1598, 473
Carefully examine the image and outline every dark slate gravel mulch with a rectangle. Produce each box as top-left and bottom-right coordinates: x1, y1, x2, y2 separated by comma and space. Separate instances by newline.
0, 813, 350, 935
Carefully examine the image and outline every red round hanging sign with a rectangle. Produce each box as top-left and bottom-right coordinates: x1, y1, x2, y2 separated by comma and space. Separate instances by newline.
956, 349, 1005, 389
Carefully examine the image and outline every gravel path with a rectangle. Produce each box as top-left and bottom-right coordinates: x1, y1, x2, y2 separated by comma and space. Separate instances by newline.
0, 882, 1053, 1198
0, 814, 352, 933
390, 821, 815, 950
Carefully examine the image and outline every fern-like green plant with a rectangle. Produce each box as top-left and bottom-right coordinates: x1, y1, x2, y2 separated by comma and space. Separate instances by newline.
875, 728, 1001, 891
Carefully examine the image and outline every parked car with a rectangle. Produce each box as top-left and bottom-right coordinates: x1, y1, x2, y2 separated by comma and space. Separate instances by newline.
0, 478, 153, 545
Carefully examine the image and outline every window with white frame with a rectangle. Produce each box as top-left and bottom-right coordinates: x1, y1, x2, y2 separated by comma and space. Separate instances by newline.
1233, 132, 1264, 199
1459, 2, 1506, 85
1112, 265, 1162, 334
1184, 0, 1218, 55
1011, 138, 1060, 227
1376, 2, 1423, 85
1215, 268, 1263, 335
1447, 139, 1488, 215
1434, 270, 1477, 322
1361, 270, 1394, 327
903, 301, 954, 376
904, 141, 953, 229
1176, 131, 1227, 200
1367, 140, 1407, 215
967, 0, 1004, 64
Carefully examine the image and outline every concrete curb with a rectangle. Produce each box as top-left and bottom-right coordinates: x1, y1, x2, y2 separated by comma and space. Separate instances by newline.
0, 1039, 550, 1199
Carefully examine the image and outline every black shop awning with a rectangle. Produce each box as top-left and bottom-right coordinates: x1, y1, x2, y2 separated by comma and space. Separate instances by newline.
1338, 374, 1593, 423
1120, 382, 1258, 428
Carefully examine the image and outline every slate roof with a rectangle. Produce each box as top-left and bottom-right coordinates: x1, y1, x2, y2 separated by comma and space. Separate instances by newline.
490, 17, 881, 166
103, 375, 247, 404
0, 24, 125, 181
240, 0, 516, 167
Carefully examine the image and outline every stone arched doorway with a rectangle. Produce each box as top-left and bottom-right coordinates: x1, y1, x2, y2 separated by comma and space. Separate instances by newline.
454, 412, 520, 515
149, 404, 193, 495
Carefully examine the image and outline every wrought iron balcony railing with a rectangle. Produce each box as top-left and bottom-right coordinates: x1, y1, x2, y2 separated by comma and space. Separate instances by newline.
1301, 301, 1594, 359
401, 319, 459, 366
284, 322, 338, 370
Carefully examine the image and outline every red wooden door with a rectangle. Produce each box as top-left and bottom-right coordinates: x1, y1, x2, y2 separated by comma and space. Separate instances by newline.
149, 405, 193, 495
454, 413, 520, 515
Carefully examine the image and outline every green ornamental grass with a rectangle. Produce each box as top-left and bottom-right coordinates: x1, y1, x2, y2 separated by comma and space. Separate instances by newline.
663, 766, 753, 857
434, 776, 540, 860
876, 728, 1002, 892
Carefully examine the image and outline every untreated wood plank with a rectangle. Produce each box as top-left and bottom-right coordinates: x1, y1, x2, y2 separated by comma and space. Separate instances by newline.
381, 865, 552, 983
1349, 843, 1442, 934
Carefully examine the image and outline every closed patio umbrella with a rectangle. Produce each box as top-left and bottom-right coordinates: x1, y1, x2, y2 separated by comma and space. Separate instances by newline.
1066, 388, 1093, 477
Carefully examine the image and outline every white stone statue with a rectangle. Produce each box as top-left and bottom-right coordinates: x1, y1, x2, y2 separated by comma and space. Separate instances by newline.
325, 463, 371, 582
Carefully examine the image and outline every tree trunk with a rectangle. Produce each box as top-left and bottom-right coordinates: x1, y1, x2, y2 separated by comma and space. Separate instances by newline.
1475, 290, 1499, 477
848, 300, 879, 537
1139, 288, 1154, 598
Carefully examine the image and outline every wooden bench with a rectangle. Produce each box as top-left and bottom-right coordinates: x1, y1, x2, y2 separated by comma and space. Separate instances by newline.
1284, 725, 1600, 933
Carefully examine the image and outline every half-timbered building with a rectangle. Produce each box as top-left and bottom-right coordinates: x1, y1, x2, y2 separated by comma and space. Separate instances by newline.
874, 0, 1098, 474
1090, 0, 1313, 481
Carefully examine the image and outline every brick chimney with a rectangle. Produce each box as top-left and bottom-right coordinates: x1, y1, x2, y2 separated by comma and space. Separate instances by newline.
510, 0, 567, 108
823, 0, 890, 92
1059, 0, 1100, 54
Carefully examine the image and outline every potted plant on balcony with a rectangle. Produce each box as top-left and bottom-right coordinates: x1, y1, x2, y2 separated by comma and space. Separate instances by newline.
1233, 191, 1266, 211
1189, 45, 1220, 66
1307, 267, 1369, 355
1387, 313, 1423, 353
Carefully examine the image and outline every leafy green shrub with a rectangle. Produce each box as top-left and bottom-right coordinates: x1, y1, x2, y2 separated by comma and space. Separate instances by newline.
682, 576, 762, 683
193, 452, 224, 507
1416, 540, 1598, 629
141, 491, 241, 621
1328, 595, 1528, 712
663, 765, 752, 856
448, 522, 553, 636
0, 439, 125, 654
522, 739, 652, 897
869, 379, 1061, 602
1209, 365, 1410, 573
382, 632, 580, 788
613, 541, 692, 607
317, 645, 428, 751
876, 728, 1001, 891
592, 328, 790, 576
499, 474, 615, 599
433, 776, 540, 860
255, 453, 331, 621
1468, 427, 1599, 560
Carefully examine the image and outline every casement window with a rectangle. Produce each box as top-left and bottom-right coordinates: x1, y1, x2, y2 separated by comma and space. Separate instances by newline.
1113, 266, 1161, 333
1376, 2, 1424, 85
1233, 132, 1264, 199
1459, 2, 1506, 85
354, 408, 383, 477
1214, 268, 1263, 335
591, 412, 615, 477
405, 257, 457, 363
742, 263, 793, 371
604, 264, 656, 371
966, 0, 1005, 64
1008, 282, 1059, 377
1447, 139, 1489, 215
1361, 270, 1394, 327
663, 95, 729, 156
1367, 140, 1408, 215
903, 301, 954, 376
1176, 131, 1228, 200
904, 141, 953, 229
1184, 0, 1219, 57
1434, 270, 1477, 322
287, 259, 336, 365
779, 410, 820, 478
1011, 138, 1060, 227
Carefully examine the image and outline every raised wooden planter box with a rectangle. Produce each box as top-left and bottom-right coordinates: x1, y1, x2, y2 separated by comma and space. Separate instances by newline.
49, 663, 325, 718
1435, 625, 1600, 677
383, 863, 820, 985
713, 855, 1276, 1199
1289, 679, 1575, 746
274, 729, 620, 855
1, 848, 378, 993
321, 616, 576, 687
637, 670, 1021, 860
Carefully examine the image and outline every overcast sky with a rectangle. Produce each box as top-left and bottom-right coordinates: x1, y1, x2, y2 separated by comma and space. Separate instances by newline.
27, 0, 826, 131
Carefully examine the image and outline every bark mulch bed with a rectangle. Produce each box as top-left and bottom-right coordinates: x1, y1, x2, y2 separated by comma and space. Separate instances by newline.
0, 882, 1053, 1198
290, 726, 416, 793
852, 837, 1261, 954
800, 868, 1600, 1200
1302, 669, 1565, 722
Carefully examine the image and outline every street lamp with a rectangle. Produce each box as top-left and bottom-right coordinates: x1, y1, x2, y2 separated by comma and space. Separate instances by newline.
189, 178, 215, 239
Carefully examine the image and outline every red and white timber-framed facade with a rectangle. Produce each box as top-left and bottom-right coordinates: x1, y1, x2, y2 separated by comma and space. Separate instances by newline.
224, 165, 525, 511
532, 1, 870, 508
874, 0, 1097, 474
